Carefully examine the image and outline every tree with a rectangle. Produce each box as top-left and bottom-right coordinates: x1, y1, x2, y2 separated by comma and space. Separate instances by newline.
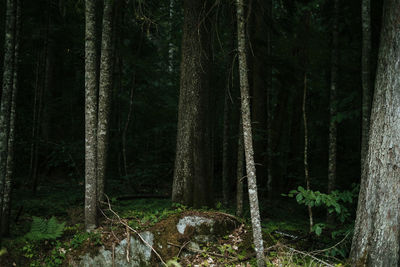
0, 0, 16, 239
350, 0, 400, 265
172, 0, 213, 208
327, 0, 339, 209
360, 0, 372, 184
1, 0, 20, 237
236, 0, 265, 265
97, 0, 114, 203
84, 0, 98, 231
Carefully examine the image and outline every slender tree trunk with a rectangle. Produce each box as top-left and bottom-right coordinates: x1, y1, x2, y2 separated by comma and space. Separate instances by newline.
85, 0, 99, 231
31, 9, 51, 194
360, 0, 372, 172
236, 0, 264, 265
168, 0, 175, 73
2, 0, 20, 237
236, 119, 244, 217
303, 74, 313, 232
97, 0, 114, 203
0, 0, 16, 240
265, 0, 273, 200
0, 0, 15, 240
222, 79, 230, 206
172, 0, 213, 208
328, 0, 339, 197
358, 0, 372, 225
350, 1, 400, 265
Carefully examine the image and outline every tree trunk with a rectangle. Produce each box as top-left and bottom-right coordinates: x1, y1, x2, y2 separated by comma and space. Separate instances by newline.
250, 0, 268, 186
303, 74, 313, 232
85, 0, 99, 231
327, 0, 339, 220
265, 0, 273, 200
236, 119, 244, 217
1, 0, 20, 237
236, 0, 265, 265
350, 1, 400, 265
0, 0, 15, 239
97, 0, 114, 203
222, 77, 231, 206
172, 0, 213, 208
358, 0, 372, 226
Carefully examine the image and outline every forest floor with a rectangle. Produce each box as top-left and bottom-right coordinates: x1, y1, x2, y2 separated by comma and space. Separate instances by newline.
1, 181, 351, 266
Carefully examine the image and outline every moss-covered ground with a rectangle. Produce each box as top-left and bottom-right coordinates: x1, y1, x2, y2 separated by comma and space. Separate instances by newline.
1, 183, 351, 266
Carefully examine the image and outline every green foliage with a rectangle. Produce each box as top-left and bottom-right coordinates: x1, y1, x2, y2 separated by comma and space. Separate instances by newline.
283, 185, 357, 235
25, 216, 65, 241
44, 241, 66, 267
69, 231, 101, 249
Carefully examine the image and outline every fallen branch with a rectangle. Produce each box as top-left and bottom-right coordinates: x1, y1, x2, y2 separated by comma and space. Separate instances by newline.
100, 195, 167, 266
279, 244, 335, 267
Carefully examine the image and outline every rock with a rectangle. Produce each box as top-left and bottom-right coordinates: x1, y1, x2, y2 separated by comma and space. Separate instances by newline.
71, 211, 238, 266
75, 231, 154, 267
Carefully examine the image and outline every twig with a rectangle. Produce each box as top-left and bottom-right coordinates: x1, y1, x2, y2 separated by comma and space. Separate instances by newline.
177, 241, 190, 258
310, 232, 350, 255
279, 244, 335, 267
100, 195, 167, 266
126, 225, 130, 262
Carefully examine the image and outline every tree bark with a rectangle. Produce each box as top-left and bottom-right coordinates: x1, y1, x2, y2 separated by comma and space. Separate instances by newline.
350, 1, 400, 265
97, 0, 114, 203
236, 0, 265, 265
303, 74, 313, 232
328, 0, 339, 216
85, 0, 99, 231
0, 0, 15, 239
236, 119, 244, 217
222, 77, 231, 206
360, 0, 372, 173
357, 0, 372, 229
172, 0, 213, 208
2, 0, 20, 237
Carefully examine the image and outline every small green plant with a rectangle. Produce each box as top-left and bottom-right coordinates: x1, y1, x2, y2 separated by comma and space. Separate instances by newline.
283, 185, 357, 235
25, 216, 65, 241
217, 244, 235, 255
44, 241, 66, 267
22, 242, 35, 259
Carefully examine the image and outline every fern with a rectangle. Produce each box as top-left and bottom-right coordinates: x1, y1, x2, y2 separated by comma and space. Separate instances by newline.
25, 216, 65, 241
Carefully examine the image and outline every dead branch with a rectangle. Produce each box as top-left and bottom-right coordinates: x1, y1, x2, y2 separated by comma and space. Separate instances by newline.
100, 195, 167, 266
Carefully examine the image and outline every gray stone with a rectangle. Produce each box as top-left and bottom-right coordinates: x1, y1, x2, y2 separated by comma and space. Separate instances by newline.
77, 231, 154, 267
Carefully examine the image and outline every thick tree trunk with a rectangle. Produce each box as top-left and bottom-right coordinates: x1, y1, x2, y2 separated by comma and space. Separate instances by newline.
350, 1, 400, 265
328, 0, 339, 218
0, 0, 15, 239
85, 0, 99, 231
2, 0, 20, 237
97, 0, 114, 203
236, 0, 265, 265
172, 0, 213, 208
